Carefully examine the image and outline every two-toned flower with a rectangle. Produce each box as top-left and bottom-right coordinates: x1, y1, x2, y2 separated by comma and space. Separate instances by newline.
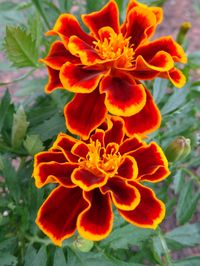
40, 0, 187, 139
33, 117, 170, 246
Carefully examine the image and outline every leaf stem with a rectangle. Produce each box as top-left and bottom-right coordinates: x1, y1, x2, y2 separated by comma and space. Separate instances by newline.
31, 0, 51, 29
0, 69, 35, 86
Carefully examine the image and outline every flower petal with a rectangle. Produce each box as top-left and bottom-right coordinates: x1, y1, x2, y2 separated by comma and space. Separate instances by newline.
51, 133, 78, 162
36, 186, 87, 246
131, 69, 159, 80
135, 36, 187, 64
104, 116, 125, 146
123, 88, 161, 136
100, 72, 146, 116
71, 141, 90, 158
129, 142, 170, 182
60, 63, 104, 93
71, 168, 107, 191
33, 162, 78, 188
82, 0, 120, 38
46, 14, 94, 46
118, 155, 138, 180
77, 189, 113, 240
91, 129, 105, 147
40, 41, 80, 70
64, 89, 107, 140
119, 181, 165, 229
160, 68, 186, 88
119, 135, 144, 155
123, 6, 157, 48
68, 36, 102, 65
34, 151, 67, 167
45, 67, 63, 93
101, 176, 140, 211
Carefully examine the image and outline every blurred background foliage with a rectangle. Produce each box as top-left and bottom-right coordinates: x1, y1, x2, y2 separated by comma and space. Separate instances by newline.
0, 0, 200, 265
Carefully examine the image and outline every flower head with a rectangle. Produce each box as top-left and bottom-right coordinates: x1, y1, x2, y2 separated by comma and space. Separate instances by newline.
41, 0, 187, 139
33, 117, 170, 246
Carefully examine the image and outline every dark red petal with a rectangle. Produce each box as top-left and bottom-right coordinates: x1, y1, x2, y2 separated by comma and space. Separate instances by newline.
118, 155, 138, 180
60, 63, 104, 93
101, 176, 140, 210
77, 189, 113, 240
135, 36, 187, 64
124, 6, 156, 48
82, 0, 120, 38
123, 88, 161, 136
46, 14, 94, 46
33, 162, 78, 188
40, 41, 80, 70
131, 69, 159, 80
119, 181, 165, 229
104, 116, 125, 146
51, 133, 78, 162
71, 141, 89, 158
100, 72, 146, 116
71, 168, 107, 191
91, 129, 105, 147
129, 142, 170, 182
68, 36, 102, 65
64, 89, 107, 140
34, 151, 67, 167
119, 135, 144, 155
45, 67, 63, 93
36, 186, 87, 246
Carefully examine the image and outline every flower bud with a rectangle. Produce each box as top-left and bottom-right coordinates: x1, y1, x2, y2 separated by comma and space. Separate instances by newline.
165, 136, 191, 162
73, 235, 94, 253
176, 21, 192, 45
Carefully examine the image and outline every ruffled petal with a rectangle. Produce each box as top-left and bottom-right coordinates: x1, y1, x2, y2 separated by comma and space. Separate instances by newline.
131, 69, 159, 80
68, 36, 102, 65
34, 151, 67, 167
46, 14, 94, 46
104, 116, 125, 146
40, 41, 80, 70
118, 155, 138, 180
82, 0, 120, 38
51, 133, 78, 162
135, 36, 187, 64
45, 67, 63, 94
64, 90, 107, 140
101, 176, 140, 211
129, 142, 170, 182
100, 72, 146, 116
123, 89, 161, 136
77, 189, 113, 240
160, 68, 186, 88
71, 141, 89, 158
60, 63, 104, 93
71, 168, 107, 191
33, 162, 78, 188
123, 6, 157, 48
119, 135, 144, 155
91, 130, 105, 147
119, 181, 165, 229
36, 186, 87, 246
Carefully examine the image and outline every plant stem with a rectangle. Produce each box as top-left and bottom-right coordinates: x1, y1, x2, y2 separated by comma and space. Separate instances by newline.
0, 70, 35, 86
157, 227, 174, 266
182, 168, 200, 186
31, 0, 51, 29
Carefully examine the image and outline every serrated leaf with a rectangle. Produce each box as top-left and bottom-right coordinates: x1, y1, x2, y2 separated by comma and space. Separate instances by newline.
53, 248, 67, 266
11, 105, 29, 148
0, 252, 17, 266
23, 134, 44, 155
28, 12, 43, 48
24, 245, 37, 266
165, 223, 200, 247
176, 179, 200, 224
172, 170, 185, 194
4, 26, 38, 68
31, 246, 47, 266
174, 256, 200, 266
0, 89, 11, 132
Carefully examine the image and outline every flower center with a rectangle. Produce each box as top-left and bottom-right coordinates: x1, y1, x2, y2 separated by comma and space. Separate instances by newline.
83, 140, 121, 177
93, 32, 135, 68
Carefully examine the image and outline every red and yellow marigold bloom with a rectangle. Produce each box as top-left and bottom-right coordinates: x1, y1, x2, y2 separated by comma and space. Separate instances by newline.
33, 117, 170, 246
40, 0, 187, 139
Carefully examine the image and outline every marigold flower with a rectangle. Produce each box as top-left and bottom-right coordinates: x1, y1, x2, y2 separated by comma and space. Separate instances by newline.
33, 117, 170, 246
41, 0, 187, 139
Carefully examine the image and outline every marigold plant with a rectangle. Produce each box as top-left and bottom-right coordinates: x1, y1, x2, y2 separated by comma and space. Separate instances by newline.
33, 117, 170, 246
41, 0, 187, 139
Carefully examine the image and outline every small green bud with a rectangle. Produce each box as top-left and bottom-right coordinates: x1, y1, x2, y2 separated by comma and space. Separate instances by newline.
165, 136, 191, 162
73, 235, 94, 253
176, 21, 192, 44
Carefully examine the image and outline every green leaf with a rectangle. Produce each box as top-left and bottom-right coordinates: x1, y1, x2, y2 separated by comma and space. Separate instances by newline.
23, 134, 44, 155
100, 224, 152, 249
11, 105, 29, 148
174, 256, 200, 266
165, 223, 200, 247
28, 12, 43, 48
24, 245, 37, 266
31, 246, 47, 266
4, 26, 38, 68
86, 0, 107, 13
188, 50, 200, 69
53, 248, 67, 266
153, 78, 168, 105
176, 179, 200, 224
0, 90, 11, 132
0, 252, 17, 266
172, 170, 185, 194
